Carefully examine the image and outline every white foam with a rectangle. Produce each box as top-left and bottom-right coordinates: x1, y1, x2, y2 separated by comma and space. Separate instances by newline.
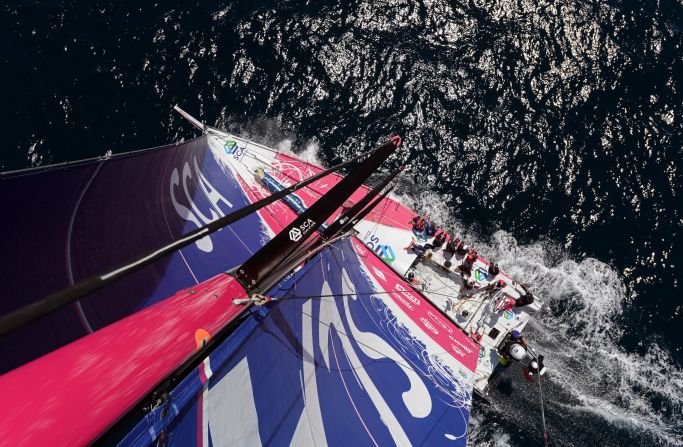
295, 140, 325, 167
395, 187, 683, 445
276, 138, 293, 153
465, 413, 512, 447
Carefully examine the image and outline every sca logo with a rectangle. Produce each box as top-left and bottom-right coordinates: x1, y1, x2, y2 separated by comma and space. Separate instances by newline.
224, 140, 237, 154
289, 218, 316, 241
289, 227, 302, 241
366, 235, 396, 264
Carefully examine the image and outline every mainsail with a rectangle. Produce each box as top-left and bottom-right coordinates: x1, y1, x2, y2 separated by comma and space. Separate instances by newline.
121, 238, 479, 446
1, 136, 281, 371
0, 116, 482, 446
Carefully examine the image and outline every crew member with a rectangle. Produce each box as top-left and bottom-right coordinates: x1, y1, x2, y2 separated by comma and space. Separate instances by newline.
485, 278, 506, 292
459, 277, 476, 294
406, 271, 422, 286
499, 334, 528, 366
445, 237, 460, 253
431, 232, 446, 249
456, 243, 469, 256
488, 262, 500, 276
425, 220, 437, 237
457, 249, 477, 276
465, 249, 478, 264
515, 283, 535, 307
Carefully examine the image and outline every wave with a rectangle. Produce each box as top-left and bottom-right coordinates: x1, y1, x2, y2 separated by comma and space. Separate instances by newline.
392, 187, 683, 445
220, 122, 682, 445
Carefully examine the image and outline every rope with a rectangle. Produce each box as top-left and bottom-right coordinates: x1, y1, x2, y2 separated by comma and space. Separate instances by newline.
537, 367, 549, 447
522, 343, 549, 447
368, 194, 391, 236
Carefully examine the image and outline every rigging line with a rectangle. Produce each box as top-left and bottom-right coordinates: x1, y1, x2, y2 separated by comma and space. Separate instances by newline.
537, 369, 549, 447
368, 194, 392, 237
248, 150, 407, 232
294, 290, 476, 405
159, 165, 200, 286
230, 151, 314, 232
66, 159, 104, 334
231, 155, 293, 231
207, 128, 282, 157
245, 151, 327, 199
210, 126, 338, 180
175, 293, 458, 379
275, 288, 473, 301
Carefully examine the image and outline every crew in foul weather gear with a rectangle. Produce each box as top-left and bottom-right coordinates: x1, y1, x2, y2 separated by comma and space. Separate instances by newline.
509, 344, 526, 361
431, 232, 446, 249
515, 284, 535, 307
424, 219, 437, 237
445, 237, 460, 253
422, 249, 433, 262
488, 262, 500, 276
485, 279, 506, 292
459, 277, 476, 294
458, 250, 477, 276
499, 330, 530, 364
406, 271, 422, 286
465, 250, 478, 264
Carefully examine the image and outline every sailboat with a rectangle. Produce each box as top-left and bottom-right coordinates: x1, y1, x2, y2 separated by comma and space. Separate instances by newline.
0, 107, 545, 446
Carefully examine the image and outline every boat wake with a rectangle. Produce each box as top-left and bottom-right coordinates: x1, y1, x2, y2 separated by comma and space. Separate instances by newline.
397, 189, 683, 446
221, 122, 681, 445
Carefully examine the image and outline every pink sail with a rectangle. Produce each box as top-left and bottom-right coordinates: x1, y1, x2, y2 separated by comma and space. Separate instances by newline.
0, 274, 248, 446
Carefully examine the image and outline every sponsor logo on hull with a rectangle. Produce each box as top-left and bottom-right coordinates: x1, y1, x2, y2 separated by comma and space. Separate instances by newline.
365, 235, 397, 264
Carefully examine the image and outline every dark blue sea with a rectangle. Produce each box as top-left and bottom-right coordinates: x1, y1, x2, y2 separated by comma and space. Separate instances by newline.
1, 1, 681, 445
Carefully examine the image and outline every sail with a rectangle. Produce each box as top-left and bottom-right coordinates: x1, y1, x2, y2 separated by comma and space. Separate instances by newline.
0, 272, 249, 446
0, 135, 278, 372
120, 237, 480, 446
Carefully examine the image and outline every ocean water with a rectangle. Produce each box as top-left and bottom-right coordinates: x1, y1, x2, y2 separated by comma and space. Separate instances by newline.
1, 1, 681, 445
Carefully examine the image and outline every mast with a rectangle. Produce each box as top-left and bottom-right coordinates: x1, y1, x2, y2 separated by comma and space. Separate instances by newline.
234, 137, 401, 293
321, 165, 403, 240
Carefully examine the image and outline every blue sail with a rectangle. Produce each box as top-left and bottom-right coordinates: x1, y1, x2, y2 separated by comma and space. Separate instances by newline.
0, 135, 270, 372
121, 238, 478, 446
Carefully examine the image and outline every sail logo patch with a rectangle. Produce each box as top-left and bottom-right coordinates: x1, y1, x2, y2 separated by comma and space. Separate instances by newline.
289, 218, 316, 241
224, 140, 237, 153
289, 227, 302, 241
376, 244, 396, 263
365, 235, 396, 264
224, 139, 246, 160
